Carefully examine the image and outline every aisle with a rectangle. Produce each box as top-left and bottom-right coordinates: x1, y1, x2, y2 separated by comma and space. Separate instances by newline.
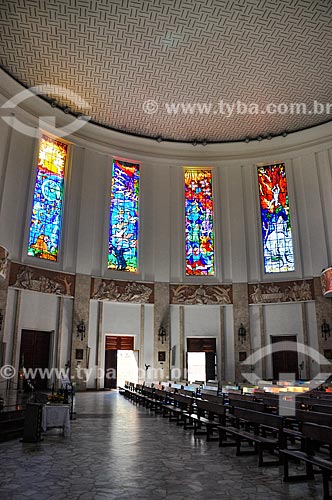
0, 392, 323, 499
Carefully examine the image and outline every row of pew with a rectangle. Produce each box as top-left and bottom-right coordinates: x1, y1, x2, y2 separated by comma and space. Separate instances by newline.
123, 382, 332, 499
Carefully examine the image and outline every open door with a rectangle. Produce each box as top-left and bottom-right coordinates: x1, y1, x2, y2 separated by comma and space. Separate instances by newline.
104, 350, 117, 389
117, 350, 139, 387
205, 351, 216, 382
187, 338, 217, 384
104, 335, 135, 389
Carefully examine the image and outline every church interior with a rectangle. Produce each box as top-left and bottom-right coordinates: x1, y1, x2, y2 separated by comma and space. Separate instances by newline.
1, 0, 332, 498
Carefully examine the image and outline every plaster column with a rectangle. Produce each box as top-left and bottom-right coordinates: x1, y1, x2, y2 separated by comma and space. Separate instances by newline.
233, 283, 251, 383
11, 289, 21, 387
154, 282, 170, 382
301, 302, 310, 379
220, 306, 225, 381
70, 274, 91, 391
55, 297, 64, 389
139, 304, 145, 382
314, 277, 332, 373
96, 301, 103, 390
259, 305, 266, 379
0, 249, 10, 365
179, 305, 184, 381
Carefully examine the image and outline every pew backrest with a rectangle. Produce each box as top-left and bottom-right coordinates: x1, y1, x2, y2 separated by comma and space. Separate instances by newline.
295, 409, 332, 427
200, 393, 224, 405
233, 407, 283, 431
196, 399, 226, 417
302, 422, 332, 446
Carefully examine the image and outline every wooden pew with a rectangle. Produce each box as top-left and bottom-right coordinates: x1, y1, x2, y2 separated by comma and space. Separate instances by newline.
178, 388, 196, 397
162, 393, 193, 425
123, 382, 140, 404
283, 409, 332, 445
185, 399, 227, 440
153, 388, 167, 413
199, 393, 224, 405
219, 407, 284, 467
282, 423, 332, 499
142, 386, 156, 409
228, 397, 266, 413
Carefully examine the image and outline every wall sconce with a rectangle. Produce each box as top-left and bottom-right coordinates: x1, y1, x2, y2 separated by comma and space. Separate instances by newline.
158, 324, 167, 344
77, 319, 86, 341
238, 323, 247, 344
0, 310, 3, 332
321, 320, 331, 341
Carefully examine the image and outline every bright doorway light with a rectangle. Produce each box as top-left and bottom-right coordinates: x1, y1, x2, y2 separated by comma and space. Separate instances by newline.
117, 350, 138, 388
188, 352, 206, 383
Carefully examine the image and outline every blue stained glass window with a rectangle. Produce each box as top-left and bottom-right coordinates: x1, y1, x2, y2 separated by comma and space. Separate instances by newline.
185, 168, 214, 275
28, 135, 67, 261
108, 159, 140, 272
258, 163, 294, 273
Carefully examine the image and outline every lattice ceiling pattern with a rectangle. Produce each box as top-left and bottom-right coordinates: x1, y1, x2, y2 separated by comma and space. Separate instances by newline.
1, 0, 332, 142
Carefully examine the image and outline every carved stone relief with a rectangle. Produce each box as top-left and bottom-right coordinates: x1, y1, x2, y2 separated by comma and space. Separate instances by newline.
9, 263, 75, 296
248, 280, 314, 304
171, 284, 232, 305
91, 278, 154, 303
0, 247, 9, 281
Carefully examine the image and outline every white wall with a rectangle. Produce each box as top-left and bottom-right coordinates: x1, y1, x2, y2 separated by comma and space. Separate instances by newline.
95, 302, 142, 388
183, 305, 221, 381
1, 118, 332, 283
1, 73, 332, 385
60, 298, 73, 371
263, 303, 303, 379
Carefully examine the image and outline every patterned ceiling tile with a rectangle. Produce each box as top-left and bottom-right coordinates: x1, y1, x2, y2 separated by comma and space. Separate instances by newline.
0, 0, 331, 142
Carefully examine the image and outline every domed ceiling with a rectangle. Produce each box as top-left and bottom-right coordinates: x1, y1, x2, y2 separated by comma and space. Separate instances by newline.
0, 0, 332, 143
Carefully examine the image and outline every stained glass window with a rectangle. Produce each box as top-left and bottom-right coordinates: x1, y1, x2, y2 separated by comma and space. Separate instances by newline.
184, 168, 214, 275
28, 135, 67, 261
257, 163, 294, 273
108, 159, 140, 272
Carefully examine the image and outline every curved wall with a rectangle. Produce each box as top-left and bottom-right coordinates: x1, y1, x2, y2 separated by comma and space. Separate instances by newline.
0, 70, 331, 389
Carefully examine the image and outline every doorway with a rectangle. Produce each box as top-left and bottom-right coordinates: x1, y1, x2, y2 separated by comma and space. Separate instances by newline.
117, 350, 139, 388
187, 338, 216, 384
271, 335, 299, 381
20, 329, 51, 390
104, 335, 137, 389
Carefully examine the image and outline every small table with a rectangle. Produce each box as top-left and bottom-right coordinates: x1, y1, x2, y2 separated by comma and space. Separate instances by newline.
42, 404, 71, 436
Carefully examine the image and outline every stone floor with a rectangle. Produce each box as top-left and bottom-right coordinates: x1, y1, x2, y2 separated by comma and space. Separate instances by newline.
0, 391, 326, 499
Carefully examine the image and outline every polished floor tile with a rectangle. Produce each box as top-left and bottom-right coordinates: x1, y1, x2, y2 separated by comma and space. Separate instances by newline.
0, 392, 326, 499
